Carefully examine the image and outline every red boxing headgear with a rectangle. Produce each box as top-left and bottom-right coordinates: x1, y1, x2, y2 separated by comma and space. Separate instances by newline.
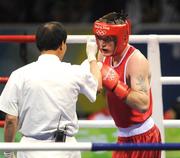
93, 20, 130, 56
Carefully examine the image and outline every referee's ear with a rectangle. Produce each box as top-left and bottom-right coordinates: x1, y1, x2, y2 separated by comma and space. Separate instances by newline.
59, 41, 66, 50
58, 41, 67, 56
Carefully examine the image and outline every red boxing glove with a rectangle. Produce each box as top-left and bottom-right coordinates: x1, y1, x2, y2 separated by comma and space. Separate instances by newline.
101, 65, 119, 91
101, 65, 130, 100
114, 80, 130, 100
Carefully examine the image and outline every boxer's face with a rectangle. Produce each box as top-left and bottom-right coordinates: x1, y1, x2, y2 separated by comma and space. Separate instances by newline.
96, 35, 116, 56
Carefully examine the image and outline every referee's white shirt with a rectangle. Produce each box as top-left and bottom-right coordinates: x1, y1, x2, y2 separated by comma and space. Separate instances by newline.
0, 54, 98, 137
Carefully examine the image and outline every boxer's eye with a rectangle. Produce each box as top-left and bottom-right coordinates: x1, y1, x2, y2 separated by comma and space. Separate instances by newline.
96, 36, 116, 43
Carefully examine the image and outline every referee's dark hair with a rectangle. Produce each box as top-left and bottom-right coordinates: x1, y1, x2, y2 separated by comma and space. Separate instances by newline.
36, 21, 67, 52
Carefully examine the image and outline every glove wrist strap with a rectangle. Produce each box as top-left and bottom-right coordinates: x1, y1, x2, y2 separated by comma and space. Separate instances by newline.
88, 54, 96, 62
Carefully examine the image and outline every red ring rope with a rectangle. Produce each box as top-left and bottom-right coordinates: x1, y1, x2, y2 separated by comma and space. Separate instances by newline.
0, 35, 35, 42
0, 120, 4, 128
0, 77, 9, 83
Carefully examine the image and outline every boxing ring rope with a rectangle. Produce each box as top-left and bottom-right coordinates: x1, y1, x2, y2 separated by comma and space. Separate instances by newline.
1, 142, 180, 151
78, 120, 180, 128
1, 76, 180, 84
0, 120, 179, 128
0, 35, 35, 43
161, 77, 180, 85
0, 35, 180, 43
0, 35, 180, 155
0, 77, 9, 83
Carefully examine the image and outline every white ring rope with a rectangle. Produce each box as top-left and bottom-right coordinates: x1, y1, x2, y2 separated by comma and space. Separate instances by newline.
0, 142, 92, 151
161, 77, 180, 85
78, 120, 180, 128
67, 35, 180, 43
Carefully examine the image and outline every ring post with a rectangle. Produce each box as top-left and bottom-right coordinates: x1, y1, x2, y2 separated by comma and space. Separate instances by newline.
147, 35, 165, 158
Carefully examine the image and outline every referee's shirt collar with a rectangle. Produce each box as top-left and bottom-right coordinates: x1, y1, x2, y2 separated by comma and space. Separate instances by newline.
38, 54, 60, 62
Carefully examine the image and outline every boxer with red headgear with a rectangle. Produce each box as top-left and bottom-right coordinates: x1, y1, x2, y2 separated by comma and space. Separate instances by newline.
93, 12, 130, 56
92, 12, 162, 158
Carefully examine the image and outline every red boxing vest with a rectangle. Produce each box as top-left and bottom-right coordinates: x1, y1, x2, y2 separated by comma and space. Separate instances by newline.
103, 45, 152, 128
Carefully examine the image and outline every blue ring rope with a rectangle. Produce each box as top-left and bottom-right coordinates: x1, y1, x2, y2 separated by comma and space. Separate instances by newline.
92, 143, 180, 151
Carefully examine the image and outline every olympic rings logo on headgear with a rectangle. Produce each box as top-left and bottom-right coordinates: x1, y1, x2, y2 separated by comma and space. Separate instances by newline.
95, 29, 107, 36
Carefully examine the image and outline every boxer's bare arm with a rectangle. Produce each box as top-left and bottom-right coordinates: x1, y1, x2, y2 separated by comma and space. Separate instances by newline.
125, 51, 151, 113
